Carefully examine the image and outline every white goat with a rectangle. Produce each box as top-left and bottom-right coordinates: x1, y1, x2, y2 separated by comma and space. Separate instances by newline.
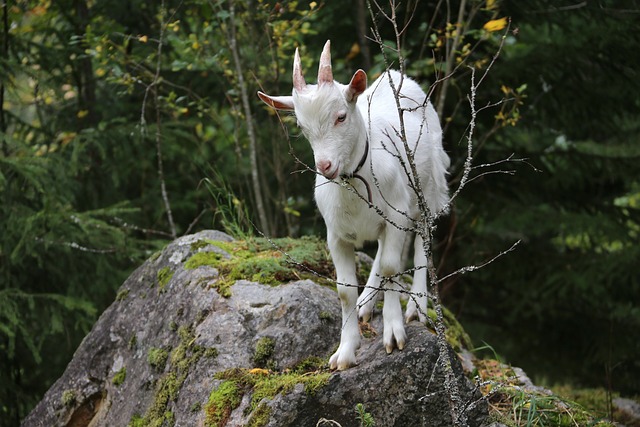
258, 40, 450, 370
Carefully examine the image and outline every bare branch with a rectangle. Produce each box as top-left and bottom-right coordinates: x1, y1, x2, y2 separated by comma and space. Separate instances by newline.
140, 0, 177, 239
435, 240, 521, 285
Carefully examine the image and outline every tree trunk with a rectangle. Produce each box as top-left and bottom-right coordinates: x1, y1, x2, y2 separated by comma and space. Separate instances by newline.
227, 0, 271, 236
74, 0, 99, 126
1, 0, 9, 156
355, 0, 371, 70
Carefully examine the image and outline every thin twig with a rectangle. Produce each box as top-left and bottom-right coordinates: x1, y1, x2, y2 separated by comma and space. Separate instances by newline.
140, 0, 177, 239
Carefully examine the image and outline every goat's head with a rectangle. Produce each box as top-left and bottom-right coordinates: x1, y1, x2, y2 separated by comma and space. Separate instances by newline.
258, 40, 368, 179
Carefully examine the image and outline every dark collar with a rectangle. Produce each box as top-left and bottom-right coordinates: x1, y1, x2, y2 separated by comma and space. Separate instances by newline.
341, 137, 372, 205
341, 137, 369, 178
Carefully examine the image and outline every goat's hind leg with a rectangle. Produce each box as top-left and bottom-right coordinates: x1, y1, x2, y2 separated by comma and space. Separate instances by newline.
379, 232, 407, 353
406, 233, 428, 323
356, 249, 383, 322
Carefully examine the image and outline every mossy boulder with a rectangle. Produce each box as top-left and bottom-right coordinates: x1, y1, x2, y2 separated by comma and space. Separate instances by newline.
22, 230, 486, 427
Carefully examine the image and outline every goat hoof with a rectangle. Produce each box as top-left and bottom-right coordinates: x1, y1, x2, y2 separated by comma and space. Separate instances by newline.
358, 308, 372, 323
405, 312, 417, 324
330, 344, 358, 370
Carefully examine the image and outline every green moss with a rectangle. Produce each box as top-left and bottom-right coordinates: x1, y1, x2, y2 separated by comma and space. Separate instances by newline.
319, 311, 333, 322
128, 414, 145, 427
116, 288, 130, 302
157, 267, 174, 293
129, 323, 217, 426
183, 237, 335, 298
246, 402, 272, 427
191, 239, 215, 251
210, 280, 233, 298
292, 356, 326, 374
207, 366, 331, 422
184, 251, 224, 270
204, 347, 219, 359
253, 337, 276, 369
148, 347, 169, 371
204, 380, 243, 427
128, 334, 137, 350
61, 389, 77, 407
551, 385, 635, 425
249, 371, 329, 411
426, 305, 472, 352
148, 251, 162, 263
146, 372, 181, 423
112, 367, 126, 386
163, 411, 175, 425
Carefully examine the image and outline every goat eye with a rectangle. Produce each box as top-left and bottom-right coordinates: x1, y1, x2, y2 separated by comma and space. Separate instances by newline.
336, 113, 347, 124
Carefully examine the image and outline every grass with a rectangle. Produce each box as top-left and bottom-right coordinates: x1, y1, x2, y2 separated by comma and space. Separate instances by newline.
475, 359, 617, 426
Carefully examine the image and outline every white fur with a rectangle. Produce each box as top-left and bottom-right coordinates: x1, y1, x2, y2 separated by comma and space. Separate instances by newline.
259, 52, 450, 370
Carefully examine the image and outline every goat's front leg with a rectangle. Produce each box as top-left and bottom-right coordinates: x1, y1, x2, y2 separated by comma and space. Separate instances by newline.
328, 233, 361, 370
379, 227, 407, 353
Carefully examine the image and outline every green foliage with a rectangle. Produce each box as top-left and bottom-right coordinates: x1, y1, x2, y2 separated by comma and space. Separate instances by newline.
355, 403, 376, 427
448, 0, 640, 394
476, 360, 616, 426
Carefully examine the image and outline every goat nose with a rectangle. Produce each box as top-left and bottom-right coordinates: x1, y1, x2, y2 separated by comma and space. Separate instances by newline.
316, 160, 332, 174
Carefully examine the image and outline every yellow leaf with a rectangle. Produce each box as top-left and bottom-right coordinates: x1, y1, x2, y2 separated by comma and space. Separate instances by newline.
139, 35, 148, 43
77, 110, 89, 119
346, 43, 360, 61
483, 17, 508, 32
249, 368, 270, 376
486, 0, 497, 10
57, 131, 77, 146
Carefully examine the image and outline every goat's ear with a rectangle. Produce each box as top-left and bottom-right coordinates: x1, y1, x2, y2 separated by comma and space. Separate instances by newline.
257, 91, 295, 111
346, 69, 367, 103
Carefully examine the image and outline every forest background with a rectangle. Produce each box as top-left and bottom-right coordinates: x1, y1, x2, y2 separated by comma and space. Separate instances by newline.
1, 0, 639, 424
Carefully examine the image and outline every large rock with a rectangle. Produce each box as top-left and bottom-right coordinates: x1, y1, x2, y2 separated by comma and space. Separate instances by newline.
22, 230, 487, 427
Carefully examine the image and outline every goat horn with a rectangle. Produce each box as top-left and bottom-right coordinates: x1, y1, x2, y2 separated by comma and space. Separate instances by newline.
293, 48, 306, 92
318, 40, 333, 85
